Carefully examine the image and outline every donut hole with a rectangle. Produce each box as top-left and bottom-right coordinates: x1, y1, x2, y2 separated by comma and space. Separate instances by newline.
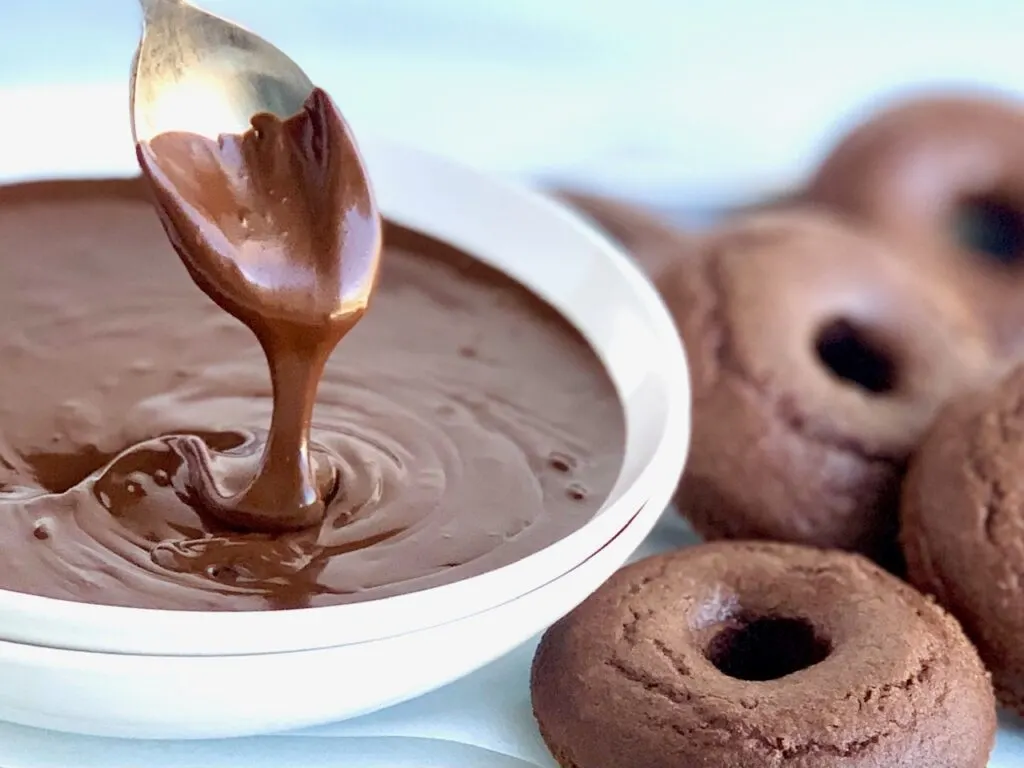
705, 616, 831, 682
814, 319, 897, 394
955, 194, 1024, 265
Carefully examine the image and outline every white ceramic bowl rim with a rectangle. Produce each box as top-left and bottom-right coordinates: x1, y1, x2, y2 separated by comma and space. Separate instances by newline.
0, 125, 691, 655
0, 472, 678, 739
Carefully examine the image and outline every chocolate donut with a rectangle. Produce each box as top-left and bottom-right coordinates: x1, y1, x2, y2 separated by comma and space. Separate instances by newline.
902, 363, 1024, 713
531, 541, 995, 768
806, 93, 1024, 351
556, 190, 690, 281
659, 210, 994, 562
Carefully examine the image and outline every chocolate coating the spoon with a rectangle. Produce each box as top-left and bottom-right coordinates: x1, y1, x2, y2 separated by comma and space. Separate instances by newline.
137, 88, 380, 533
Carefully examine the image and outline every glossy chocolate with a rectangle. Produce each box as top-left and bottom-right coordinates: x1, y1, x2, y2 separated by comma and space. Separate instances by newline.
137, 89, 380, 533
0, 179, 624, 609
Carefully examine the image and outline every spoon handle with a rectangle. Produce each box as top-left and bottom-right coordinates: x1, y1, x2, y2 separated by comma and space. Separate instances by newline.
139, 0, 185, 19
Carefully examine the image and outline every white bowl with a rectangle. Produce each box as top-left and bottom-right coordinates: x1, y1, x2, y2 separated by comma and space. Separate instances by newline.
0, 135, 691, 656
0, 480, 675, 738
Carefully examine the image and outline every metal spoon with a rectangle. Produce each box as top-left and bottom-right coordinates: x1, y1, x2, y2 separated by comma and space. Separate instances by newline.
129, 0, 315, 142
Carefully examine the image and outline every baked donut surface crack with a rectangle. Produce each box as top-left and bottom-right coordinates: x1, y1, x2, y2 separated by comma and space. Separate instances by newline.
657, 210, 995, 562
902, 363, 1024, 713
531, 541, 995, 768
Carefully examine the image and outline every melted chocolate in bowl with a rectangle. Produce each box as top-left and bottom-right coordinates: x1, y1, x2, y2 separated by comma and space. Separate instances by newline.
0, 177, 625, 610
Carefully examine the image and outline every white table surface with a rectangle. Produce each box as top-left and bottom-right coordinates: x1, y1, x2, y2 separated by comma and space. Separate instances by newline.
1, 2, 1022, 764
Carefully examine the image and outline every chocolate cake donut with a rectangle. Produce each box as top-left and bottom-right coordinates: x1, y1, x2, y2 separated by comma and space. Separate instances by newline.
902, 363, 1024, 713
806, 93, 1024, 352
659, 210, 994, 562
556, 190, 691, 281
531, 541, 996, 768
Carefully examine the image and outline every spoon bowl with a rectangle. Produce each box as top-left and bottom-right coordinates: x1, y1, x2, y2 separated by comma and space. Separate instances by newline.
130, 0, 315, 142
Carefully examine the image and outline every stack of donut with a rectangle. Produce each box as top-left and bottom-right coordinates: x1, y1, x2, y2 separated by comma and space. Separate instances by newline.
536, 92, 1024, 768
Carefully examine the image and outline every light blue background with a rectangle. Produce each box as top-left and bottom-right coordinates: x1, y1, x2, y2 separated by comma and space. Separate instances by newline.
2, 0, 1022, 208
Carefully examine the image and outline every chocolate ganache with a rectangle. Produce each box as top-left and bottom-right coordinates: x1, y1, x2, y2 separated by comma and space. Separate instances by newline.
0, 97, 624, 610
137, 89, 380, 533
